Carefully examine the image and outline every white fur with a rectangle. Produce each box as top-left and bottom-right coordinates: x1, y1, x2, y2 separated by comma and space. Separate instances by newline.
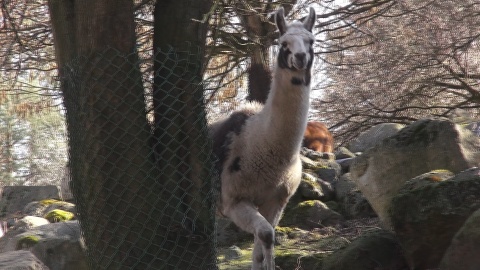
211, 7, 316, 270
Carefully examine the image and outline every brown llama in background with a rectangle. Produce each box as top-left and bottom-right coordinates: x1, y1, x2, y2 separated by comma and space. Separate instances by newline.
303, 121, 334, 153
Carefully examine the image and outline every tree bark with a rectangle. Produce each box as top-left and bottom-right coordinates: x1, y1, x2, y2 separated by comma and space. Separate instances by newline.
49, 0, 216, 268
152, 0, 217, 268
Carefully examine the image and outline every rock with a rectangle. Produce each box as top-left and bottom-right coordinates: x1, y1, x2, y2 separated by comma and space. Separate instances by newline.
336, 157, 354, 174
223, 245, 242, 261
401, 170, 454, 191
350, 118, 480, 227
347, 123, 405, 153
280, 200, 344, 229
2, 221, 88, 270
23, 199, 75, 217
343, 192, 376, 219
12, 216, 49, 230
0, 228, 28, 253
322, 229, 407, 270
389, 168, 480, 269
0, 250, 49, 270
297, 172, 334, 201
439, 208, 480, 270
301, 147, 335, 161
0, 186, 60, 217
316, 159, 341, 183
44, 209, 74, 223
335, 173, 376, 219
334, 173, 357, 201
334, 147, 356, 161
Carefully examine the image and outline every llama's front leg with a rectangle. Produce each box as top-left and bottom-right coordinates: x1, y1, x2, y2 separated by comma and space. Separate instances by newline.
223, 201, 275, 270
257, 200, 290, 269
252, 235, 274, 270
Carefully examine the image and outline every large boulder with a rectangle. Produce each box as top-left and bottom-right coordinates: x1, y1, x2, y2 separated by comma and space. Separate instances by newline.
0, 250, 49, 270
297, 172, 334, 201
347, 123, 405, 153
350, 118, 480, 227
439, 208, 480, 270
2, 221, 88, 270
12, 216, 49, 230
389, 168, 480, 269
0, 186, 60, 217
322, 229, 407, 270
280, 200, 344, 229
335, 173, 376, 219
23, 199, 75, 217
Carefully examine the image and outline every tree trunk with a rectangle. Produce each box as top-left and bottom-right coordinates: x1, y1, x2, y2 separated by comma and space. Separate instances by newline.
49, 0, 216, 268
152, 0, 217, 268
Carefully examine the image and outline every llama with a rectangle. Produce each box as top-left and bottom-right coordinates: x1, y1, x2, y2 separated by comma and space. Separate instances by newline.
303, 121, 334, 153
210, 7, 316, 270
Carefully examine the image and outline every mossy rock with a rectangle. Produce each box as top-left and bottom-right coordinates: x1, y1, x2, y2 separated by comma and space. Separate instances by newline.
401, 169, 454, 191
280, 200, 344, 229
40, 199, 63, 205
44, 209, 74, 223
16, 235, 40, 249
322, 229, 407, 270
276, 250, 327, 269
389, 168, 480, 269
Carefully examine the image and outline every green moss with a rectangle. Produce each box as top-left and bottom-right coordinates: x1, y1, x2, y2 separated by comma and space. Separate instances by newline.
40, 199, 63, 206
276, 226, 295, 235
16, 235, 40, 249
280, 200, 317, 227
299, 200, 316, 207
44, 209, 74, 223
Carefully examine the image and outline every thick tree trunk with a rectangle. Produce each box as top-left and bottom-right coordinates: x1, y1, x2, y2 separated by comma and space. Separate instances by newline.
49, 0, 216, 269
152, 0, 217, 269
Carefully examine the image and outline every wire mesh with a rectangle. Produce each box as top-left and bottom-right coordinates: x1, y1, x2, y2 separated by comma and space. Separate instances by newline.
61, 46, 218, 269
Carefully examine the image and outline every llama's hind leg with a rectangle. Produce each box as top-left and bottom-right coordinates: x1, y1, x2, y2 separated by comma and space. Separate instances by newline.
223, 201, 275, 270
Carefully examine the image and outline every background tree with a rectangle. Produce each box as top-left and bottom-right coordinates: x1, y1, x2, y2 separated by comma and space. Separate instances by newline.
315, 0, 480, 144
0, 0, 66, 186
205, 0, 300, 104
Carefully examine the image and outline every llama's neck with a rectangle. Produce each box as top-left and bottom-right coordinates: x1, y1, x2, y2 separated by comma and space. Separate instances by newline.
259, 65, 311, 155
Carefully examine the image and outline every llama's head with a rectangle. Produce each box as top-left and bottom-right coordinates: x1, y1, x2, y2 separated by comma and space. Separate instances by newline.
276, 7, 316, 71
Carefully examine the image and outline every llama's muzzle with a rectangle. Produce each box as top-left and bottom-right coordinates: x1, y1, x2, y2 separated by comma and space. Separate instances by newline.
293, 52, 308, 70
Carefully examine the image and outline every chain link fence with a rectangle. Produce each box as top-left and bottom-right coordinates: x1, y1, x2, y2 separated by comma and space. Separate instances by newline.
59, 46, 219, 269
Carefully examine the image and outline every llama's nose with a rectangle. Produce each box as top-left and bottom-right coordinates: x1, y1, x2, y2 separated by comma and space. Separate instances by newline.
294, 53, 306, 68
295, 53, 306, 62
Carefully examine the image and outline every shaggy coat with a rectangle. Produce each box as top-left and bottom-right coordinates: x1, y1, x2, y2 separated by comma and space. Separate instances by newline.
303, 121, 334, 153
210, 7, 316, 270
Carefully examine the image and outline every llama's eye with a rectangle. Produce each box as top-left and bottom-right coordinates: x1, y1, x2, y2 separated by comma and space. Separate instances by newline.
281, 42, 287, 48
309, 39, 314, 46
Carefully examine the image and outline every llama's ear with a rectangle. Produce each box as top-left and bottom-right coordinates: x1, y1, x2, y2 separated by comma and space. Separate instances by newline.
275, 7, 287, 36
303, 7, 316, 32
